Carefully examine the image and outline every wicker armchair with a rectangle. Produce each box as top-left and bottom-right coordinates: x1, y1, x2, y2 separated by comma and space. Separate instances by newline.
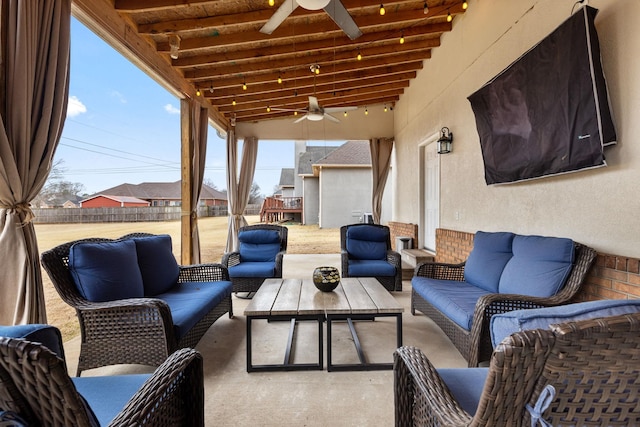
340, 223, 402, 291
412, 242, 596, 367
40, 233, 232, 376
394, 312, 640, 427
222, 224, 288, 294
0, 327, 204, 427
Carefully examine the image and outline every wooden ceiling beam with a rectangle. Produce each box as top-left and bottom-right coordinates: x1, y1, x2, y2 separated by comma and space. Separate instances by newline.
115, 0, 217, 12
171, 29, 439, 68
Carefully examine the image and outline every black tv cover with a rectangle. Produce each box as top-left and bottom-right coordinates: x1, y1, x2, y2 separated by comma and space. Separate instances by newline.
468, 6, 616, 185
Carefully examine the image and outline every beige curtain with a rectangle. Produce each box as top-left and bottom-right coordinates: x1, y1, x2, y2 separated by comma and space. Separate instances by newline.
0, 0, 71, 324
188, 101, 209, 264
226, 132, 258, 252
369, 137, 394, 225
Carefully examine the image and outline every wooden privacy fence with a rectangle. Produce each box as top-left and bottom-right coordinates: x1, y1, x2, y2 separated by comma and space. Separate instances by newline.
32, 204, 262, 224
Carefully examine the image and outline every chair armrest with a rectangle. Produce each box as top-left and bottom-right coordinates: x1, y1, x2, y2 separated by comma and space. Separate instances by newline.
109, 348, 204, 427
274, 251, 285, 278
386, 250, 401, 269
467, 293, 553, 367
414, 261, 466, 281
340, 249, 350, 277
394, 346, 472, 427
178, 263, 230, 282
221, 252, 240, 268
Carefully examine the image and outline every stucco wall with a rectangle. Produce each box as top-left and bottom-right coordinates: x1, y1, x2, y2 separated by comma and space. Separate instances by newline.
393, 0, 639, 258
303, 176, 320, 225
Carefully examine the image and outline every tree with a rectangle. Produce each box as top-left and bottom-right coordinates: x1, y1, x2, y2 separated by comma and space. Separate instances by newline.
248, 182, 263, 204
32, 159, 87, 207
203, 178, 220, 191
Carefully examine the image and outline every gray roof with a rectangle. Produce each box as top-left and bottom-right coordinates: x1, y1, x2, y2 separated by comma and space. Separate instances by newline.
81, 194, 149, 204
91, 181, 226, 201
297, 146, 339, 175
278, 168, 295, 187
315, 140, 371, 166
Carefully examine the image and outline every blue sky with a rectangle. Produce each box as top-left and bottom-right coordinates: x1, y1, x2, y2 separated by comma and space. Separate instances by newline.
59, 18, 339, 196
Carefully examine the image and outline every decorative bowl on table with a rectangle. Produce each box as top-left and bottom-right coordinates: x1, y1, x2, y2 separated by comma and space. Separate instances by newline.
313, 266, 340, 292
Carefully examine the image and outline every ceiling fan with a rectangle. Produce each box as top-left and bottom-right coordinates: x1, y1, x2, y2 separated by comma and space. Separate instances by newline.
260, 0, 363, 40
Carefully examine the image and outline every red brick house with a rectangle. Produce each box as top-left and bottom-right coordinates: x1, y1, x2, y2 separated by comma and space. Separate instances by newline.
80, 195, 149, 208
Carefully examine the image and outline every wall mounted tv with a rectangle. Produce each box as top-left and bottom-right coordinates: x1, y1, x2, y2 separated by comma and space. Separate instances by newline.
468, 5, 616, 185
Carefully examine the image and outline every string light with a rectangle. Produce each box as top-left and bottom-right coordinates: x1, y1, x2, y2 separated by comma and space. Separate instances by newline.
242, 81, 247, 90
462, 1, 468, 10
195, 88, 201, 96
232, 99, 236, 106
400, 33, 405, 44
384, 105, 388, 112
365, 107, 369, 115
267, 106, 271, 112
379, 4, 385, 15
423, 1, 428, 14
357, 50, 362, 61
344, 111, 348, 117
277, 75, 282, 84
447, 9, 452, 22
268, 0, 275, 6
294, 111, 298, 116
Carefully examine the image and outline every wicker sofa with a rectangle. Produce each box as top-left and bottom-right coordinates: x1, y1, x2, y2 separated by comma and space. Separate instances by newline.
411, 231, 597, 367
41, 233, 233, 375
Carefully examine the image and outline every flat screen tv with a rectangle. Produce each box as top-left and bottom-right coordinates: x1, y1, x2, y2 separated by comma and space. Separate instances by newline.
468, 5, 616, 185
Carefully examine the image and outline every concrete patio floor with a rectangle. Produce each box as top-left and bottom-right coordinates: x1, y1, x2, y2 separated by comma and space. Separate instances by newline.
63, 254, 466, 426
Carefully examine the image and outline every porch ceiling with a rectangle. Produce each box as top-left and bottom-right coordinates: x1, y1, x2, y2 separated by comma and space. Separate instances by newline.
72, 0, 466, 131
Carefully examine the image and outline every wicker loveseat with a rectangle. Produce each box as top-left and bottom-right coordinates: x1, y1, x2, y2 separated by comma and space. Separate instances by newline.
0, 324, 204, 426
411, 231, 596, 367
41, 233, 233, 375
394, 306, 640, 426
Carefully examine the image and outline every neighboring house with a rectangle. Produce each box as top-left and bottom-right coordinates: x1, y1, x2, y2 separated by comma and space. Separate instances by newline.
36, 196, 81, 209
80, 195, 150, 208
275, 141, 391, 228
82, 181, 227, 208
278, 168, 295, 198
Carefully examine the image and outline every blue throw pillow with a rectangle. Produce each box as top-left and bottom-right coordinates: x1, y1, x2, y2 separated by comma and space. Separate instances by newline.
238, 229, 281, 262
346, 225, 389, 260
132, 235, 180, 296
464, 231, 515, 293
68, 240, 144, 302
498, 235, 574, 297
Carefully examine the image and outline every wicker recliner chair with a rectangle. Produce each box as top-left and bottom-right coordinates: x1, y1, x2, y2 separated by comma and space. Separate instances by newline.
340, 223, 402, 291
394, 312, 640, 427
222, 224, 288, 295
40, 233, 232, 376
0, 324, 204, 426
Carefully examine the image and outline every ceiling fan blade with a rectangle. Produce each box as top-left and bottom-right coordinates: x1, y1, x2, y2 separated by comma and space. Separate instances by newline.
324, 113, 340, 123
323, 0, 362, 40
324, 106, 357, 113
260, 0, 298, 35
308, 96, 320, 110
293, 114, 309, 123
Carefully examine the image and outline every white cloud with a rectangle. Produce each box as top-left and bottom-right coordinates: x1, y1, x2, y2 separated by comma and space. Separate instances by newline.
164, 103, 180, 115
67, 96, 87, 117
110, 90, 127, 104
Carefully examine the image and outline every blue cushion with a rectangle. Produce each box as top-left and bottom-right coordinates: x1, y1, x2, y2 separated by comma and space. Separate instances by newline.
346, 226, 389, 260
228, 261, 275, 278
238, 229, 281, 262
411, 277, 491, 330
438, 368, 489, 415
348, 260, 396, 277
490, 299, 640, 347
498, 235, 574, 297
0, 324, 64, 359
73, 374, 150, 425
68, 240, 144, 302
464, 231, 515, 293
132, 235, 180, 296
156, 281, 232, 340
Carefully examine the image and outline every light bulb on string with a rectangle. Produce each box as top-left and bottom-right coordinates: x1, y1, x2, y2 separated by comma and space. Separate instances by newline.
277, 75, 282, 84
268, 0, 275, 6
242, 81, 247, 90
447, 9, 452, 22
195, 88, 201, 97
267, 106, 271, 112
400, 33, 405, 44
423, 1, 428, 14
462, 1, 468, 10
365, 108, 369, 116
356, 50, 362, 61
379, 4, 385, 15
232, 99, 236, 106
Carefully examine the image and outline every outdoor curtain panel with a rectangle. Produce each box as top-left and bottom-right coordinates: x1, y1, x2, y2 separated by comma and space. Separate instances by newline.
0, 0, 71, 324
226, 131, 258, 252
369, 137, 394, 224
184, 98, 209, 264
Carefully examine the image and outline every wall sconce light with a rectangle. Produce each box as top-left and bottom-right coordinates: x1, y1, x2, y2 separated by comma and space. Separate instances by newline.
437, 127, 453, 154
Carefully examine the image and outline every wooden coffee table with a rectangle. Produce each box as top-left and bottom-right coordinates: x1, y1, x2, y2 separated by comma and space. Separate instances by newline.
244, 277, 403, 372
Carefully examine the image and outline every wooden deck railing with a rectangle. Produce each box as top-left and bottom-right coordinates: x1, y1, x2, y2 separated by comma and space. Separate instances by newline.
260, 196, 303, 223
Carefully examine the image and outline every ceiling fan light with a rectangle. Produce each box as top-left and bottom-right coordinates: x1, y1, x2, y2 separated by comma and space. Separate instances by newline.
296, 0, 330, 11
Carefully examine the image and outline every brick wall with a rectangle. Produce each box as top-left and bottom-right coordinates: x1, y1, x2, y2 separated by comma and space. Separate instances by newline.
388, 222, 419, 251
435, 228, 640, 302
